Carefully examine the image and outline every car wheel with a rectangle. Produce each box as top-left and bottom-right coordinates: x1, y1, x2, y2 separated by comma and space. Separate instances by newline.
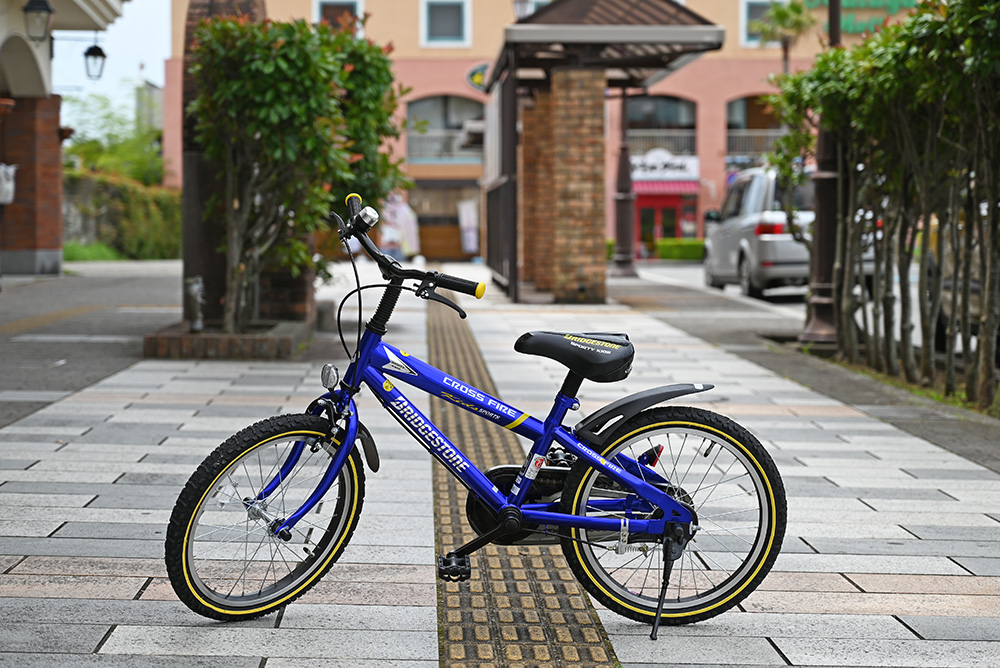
704, 252, 724, 290
739, 256, 764, 299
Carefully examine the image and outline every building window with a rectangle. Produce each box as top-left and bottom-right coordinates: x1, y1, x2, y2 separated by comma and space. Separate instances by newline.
316, 1, 365, 33
421, 0, 471, 48
407, 95, 484, 163
727, 97, 780, 130
625, 96, 696, 130
742, 0, 783, 47
317, 1, 364, 24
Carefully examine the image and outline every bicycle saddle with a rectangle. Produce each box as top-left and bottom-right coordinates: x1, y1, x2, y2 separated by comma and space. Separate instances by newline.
514, 331, 633, 383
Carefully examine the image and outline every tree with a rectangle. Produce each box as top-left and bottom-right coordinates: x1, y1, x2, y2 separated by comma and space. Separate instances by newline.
188, 16, 406, 334
63, 93, 164, 187
767, 0, 1000, 414
750, 0, 817, 74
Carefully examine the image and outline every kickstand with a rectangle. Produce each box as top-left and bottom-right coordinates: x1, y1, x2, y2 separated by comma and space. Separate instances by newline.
650, 554, 674, 641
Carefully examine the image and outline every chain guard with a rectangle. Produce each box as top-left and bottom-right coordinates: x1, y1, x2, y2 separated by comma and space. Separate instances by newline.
465, 465, 568, 545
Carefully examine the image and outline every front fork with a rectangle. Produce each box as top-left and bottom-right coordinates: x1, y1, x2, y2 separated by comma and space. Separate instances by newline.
247, 392, 359, 540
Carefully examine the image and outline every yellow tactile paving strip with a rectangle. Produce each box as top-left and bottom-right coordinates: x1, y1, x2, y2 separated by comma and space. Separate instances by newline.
426, 297, 618, 668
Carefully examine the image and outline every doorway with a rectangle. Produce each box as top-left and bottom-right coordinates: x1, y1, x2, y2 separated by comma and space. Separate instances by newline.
635, 194, 697, 257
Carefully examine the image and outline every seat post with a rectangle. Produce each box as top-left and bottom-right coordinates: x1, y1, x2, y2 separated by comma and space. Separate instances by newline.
559, 371, 583, 399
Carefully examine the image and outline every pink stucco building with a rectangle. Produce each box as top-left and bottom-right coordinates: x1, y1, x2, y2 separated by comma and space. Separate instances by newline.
162, 0, 916, 260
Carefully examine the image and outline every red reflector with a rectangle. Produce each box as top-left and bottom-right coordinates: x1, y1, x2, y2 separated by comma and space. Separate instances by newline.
650, 445, 663, 466
754, 222, 785, 235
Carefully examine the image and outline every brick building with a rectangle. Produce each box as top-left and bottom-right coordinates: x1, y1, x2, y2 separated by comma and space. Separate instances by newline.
0, 0, 128, 275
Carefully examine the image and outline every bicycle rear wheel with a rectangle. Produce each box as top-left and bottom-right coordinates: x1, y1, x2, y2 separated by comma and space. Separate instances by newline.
165, 414, 365, 620
560, 405, 785, 626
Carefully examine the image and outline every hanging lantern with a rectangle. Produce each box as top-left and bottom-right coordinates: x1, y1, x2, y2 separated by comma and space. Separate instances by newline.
22, 0, 55, 43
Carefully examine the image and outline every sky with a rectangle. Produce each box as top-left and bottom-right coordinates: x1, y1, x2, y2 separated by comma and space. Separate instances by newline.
52, 0, 172, 129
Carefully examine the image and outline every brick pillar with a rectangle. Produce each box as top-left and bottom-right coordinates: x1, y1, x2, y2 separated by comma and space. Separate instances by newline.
517, 109, 529, 283
518, 89, 556, 290
530, 88, 556, 292
519, 98, 537, 283
551, 69, 606, 303
0, 96, 63, 275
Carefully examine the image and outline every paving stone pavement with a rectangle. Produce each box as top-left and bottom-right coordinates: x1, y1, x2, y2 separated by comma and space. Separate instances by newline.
444, 262, 1000, 668
0, 258, 998, 667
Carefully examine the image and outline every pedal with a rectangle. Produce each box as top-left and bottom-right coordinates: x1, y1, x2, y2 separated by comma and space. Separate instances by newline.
437, 553, 472, 582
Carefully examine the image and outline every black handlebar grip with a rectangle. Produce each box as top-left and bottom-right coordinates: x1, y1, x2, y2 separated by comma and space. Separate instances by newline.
345, 193, 363, 219
436, 273, 486, 299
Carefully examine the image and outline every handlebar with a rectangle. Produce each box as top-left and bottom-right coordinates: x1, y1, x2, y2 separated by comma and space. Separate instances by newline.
339, 193, 486, 301
345, 193, 363, 219
435, 273, 487, 299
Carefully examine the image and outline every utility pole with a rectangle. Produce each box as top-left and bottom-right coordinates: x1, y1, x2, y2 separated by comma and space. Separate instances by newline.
800, 0, 841, 343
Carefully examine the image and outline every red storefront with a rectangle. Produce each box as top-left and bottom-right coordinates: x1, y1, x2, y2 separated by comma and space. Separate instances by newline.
631, 149, 701, 257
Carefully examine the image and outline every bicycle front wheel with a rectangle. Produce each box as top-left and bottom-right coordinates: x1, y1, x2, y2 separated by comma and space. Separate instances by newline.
560, 405, 785, 626
165, 414, 365, 620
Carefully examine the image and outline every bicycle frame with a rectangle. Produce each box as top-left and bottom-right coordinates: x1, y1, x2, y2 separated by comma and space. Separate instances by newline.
270, 326, 694, 540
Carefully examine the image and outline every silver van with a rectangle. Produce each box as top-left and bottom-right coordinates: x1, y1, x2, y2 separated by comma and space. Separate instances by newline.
703, 167, 814, 298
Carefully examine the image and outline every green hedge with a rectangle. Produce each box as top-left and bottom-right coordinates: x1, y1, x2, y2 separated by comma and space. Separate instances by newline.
656, 238, 704, 260
606, 238, 705, 261
63, 241, 124, 261
65, 170, 181, 259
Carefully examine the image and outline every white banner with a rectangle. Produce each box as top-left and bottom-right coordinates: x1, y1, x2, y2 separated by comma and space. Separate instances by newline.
630, 148, 699, 182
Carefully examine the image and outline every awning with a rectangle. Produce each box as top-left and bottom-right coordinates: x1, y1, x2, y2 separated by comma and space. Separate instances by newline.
633, 180, 700, 195
486, 0, 725, 91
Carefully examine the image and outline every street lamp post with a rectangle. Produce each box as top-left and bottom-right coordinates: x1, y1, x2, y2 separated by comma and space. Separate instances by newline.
800, 0, 841, 343
611, 99, 638, 277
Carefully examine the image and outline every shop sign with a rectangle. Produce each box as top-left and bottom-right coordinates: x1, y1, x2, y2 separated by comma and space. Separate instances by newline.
466, 63, 488, 93
630, 148, 699, 181
804, 0, 918, 34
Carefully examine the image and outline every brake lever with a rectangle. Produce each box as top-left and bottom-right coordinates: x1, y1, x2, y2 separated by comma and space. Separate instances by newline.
415, 275, 467, 319
425, 291, 468, 319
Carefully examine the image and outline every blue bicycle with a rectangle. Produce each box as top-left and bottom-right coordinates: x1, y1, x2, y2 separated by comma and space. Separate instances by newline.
165, 194, 786, 638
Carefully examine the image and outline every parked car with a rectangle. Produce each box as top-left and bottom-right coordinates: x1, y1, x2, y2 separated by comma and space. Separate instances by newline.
702, 167, 814, 298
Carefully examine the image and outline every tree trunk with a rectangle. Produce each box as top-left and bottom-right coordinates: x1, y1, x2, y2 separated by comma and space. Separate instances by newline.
898, 203, 919, 384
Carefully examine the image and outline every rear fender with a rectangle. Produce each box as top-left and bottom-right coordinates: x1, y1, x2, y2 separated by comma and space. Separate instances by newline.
573, 383, 714, 448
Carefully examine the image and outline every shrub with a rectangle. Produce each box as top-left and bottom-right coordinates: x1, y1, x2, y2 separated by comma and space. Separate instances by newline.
188, 16, 406, 333
65, 170, 181, 259
63, 241, 123, 262
656, 238, 705, 260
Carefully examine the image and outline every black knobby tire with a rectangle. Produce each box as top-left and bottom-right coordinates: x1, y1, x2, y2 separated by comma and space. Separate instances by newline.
560, 406, 785, 626
165, 414, 365, 620
739, 257, 764, 299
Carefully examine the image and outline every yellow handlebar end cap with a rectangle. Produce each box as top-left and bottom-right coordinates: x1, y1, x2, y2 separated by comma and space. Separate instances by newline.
475, 282, 486, 299
345, 193, 361, 205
